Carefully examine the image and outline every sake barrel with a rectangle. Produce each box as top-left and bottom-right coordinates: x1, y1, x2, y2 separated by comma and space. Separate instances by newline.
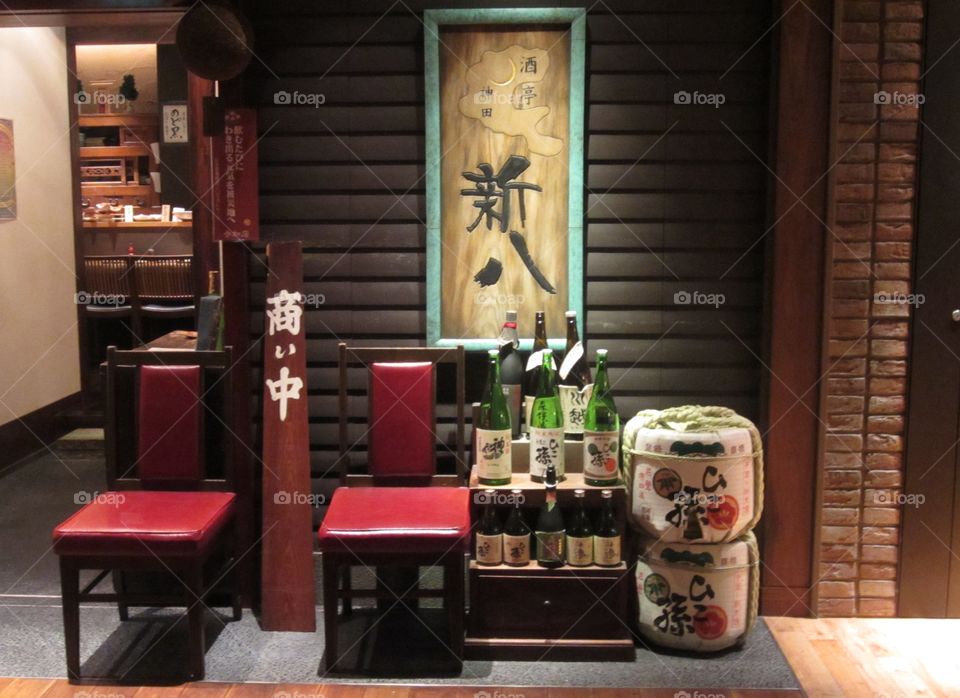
635, 533, 759, 652
626, 422, 762, 543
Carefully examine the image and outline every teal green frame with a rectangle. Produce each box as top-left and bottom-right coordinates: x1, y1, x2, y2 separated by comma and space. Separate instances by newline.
424, 7, 586, 351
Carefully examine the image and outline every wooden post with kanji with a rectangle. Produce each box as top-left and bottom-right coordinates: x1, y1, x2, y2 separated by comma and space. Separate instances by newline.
260, 241, 316, 631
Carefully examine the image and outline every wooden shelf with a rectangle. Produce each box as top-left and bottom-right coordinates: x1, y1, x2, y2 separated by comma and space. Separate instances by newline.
469, 470, 625, 508
80, 145, 152, 158
79, 113, 157, 128
82, 220, 192, 230
80, 184, 154, 197
470, 560, 627, 574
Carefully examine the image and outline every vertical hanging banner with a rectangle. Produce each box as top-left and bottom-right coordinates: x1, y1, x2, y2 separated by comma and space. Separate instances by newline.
260, 241, 316, 631
213, 107, 259, 241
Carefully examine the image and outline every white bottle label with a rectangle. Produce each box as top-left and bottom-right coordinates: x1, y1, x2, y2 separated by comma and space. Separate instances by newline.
583, 430, 620, 480
526, 348, 556, 372
475, 533, 502, 564
476, 428, 512, 480
560, 384, 592, 434
559, 341, 584, 380
529, 426, 565, 479
503, 533, 530, 565
537, 531, 565, 563
567, 535, 594, 566
594, 535, 621, 566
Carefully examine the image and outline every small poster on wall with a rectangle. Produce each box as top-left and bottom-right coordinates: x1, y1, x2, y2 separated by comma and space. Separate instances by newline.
0, 119, 16, 221
161, 102, 189, 144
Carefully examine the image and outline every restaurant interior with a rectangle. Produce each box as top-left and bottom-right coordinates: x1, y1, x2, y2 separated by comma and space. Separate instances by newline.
0, 1, 958, 696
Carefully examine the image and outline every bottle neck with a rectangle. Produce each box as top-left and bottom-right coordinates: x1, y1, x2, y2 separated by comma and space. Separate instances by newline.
594, 354, 610, 394
486, 357, 502, 389
565, 316, 579, 349
533, 314, 547, 349
536, 353, 554, 395
498, 321, 519, 349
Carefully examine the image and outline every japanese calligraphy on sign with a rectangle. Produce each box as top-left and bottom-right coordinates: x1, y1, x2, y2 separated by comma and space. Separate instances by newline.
213, 108, 260, 241
430, 16, 583, 344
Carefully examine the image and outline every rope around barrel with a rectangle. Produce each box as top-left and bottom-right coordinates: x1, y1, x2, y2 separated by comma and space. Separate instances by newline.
622, 404, 765, 533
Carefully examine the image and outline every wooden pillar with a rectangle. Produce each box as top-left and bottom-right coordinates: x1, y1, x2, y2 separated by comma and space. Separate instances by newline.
260, 241, 317, 631
761, 0, 833, 616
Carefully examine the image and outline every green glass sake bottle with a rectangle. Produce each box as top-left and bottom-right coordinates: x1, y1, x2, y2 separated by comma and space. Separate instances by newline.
476, 349, 512, 486
529, 348, 564, 482
535, 463, 565, 568
502, 489, 531, 566
566, 488, 594, 567
583, 349, 620, 486
475, 502, 503, 565
594, 489, 621, 567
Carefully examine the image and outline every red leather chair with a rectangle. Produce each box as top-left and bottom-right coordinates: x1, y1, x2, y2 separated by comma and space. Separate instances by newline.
317, 343, 468, 672
53, 347, 241, 683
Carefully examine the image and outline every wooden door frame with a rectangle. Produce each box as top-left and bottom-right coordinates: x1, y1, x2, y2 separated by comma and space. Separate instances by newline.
899, 0, 960, 618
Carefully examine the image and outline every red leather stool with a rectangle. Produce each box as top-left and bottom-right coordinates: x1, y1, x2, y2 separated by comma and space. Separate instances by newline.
53, 349, 241, 683
318, 344, 468, 672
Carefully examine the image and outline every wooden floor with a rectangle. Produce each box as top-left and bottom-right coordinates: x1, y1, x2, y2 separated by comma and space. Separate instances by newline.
767, 617, 960, 697
1, 618, 958, 697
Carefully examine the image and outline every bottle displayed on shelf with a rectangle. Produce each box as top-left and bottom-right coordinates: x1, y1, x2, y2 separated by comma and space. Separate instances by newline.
558, 309, 592, 440
476, 502, 503, 566
497, 309, 524, 438
523, 310, 554, 435
503, 489, 531, 567
558, 310, 591, 389
529, 348, 564, 482
535, 463, 565, 568
594, 489, 621, 567
476, 349, 513, 486
566, 489, 594, 567
583, 349, 621, 487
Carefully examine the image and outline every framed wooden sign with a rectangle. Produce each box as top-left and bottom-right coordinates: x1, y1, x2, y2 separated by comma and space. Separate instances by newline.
425, 8, 586, 349
0, 119, 16, 221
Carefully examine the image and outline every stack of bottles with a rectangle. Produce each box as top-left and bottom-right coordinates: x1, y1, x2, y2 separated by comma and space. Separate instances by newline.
623, 406, 765, 652
475, 309, 621, 486
474, 466, 622, 568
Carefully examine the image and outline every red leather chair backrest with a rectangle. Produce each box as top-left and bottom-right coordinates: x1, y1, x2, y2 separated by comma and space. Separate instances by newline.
137, 364, 202, 485
368, 362, 435, 478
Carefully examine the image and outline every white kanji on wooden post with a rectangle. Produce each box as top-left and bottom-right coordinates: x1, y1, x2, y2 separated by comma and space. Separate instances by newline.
264, 289, 304, 422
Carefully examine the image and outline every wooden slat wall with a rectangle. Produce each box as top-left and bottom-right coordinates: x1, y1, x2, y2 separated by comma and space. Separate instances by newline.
245, 0, 773, 503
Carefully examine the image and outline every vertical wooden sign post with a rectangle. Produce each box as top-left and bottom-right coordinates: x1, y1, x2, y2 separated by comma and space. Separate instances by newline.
260, 241, 316, 631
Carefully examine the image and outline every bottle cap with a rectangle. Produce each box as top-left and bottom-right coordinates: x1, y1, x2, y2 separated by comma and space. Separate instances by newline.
488, 348, 498, 358
511, 489, 523, 495
574, 489, 585, 498
566, 310, 577, 318
601, 489, 613, 499
506, 310, 518, 322
597, 348, 608, 357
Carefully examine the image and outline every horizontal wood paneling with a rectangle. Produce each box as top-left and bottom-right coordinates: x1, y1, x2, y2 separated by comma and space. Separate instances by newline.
247, 1, 772, 482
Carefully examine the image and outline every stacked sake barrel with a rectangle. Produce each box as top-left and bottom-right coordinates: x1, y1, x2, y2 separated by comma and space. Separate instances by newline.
623, 406, 763, 652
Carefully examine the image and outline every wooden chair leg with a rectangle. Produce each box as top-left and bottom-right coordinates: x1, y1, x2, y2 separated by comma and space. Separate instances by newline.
184, 562, 206, 680
340, 564, 352, 616
116, 570, 129, 621
444, 552, 465, 662
322, 554, 340, 672
59, 557, 81, 682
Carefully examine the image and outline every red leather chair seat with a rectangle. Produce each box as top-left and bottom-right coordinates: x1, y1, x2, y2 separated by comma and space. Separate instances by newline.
53, 491, 235, 557
318, 487, 471, 554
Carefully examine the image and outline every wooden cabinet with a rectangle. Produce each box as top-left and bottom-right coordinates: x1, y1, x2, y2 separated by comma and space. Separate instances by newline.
465, 469, 635, 661
78, 114, 158, 208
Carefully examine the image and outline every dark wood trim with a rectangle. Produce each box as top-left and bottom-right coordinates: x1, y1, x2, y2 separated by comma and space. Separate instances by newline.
761, 0, 832, 616
0, 391, 83, 471
900, 0, 959, 619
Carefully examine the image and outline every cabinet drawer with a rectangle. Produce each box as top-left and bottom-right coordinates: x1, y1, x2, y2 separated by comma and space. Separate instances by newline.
469, 569, 629, 640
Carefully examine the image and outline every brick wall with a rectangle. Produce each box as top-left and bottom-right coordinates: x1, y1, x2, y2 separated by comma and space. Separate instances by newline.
818, 0, 924, 617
